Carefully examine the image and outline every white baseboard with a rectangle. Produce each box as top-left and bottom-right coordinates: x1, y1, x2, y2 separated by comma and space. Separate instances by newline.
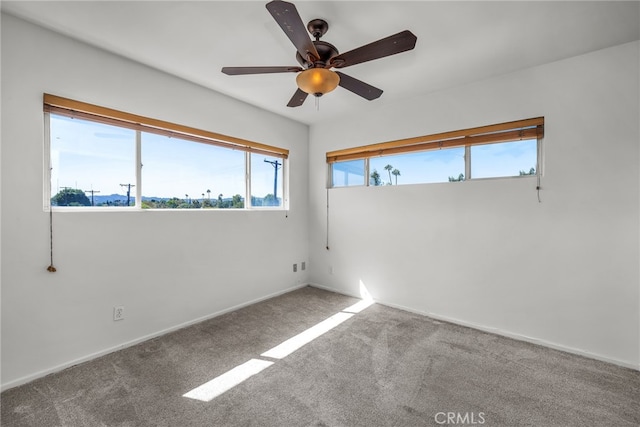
307, 283, 639, 371
1, 283, 308, 392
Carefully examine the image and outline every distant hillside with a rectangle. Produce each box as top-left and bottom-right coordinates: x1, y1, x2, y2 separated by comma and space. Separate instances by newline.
92, 194, 128, 204
92, 194, 173, 204
91, 194, 240, 204
87, 194, 279, 207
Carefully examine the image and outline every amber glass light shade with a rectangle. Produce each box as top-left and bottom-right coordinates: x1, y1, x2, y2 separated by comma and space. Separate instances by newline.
296, 68, 340, 96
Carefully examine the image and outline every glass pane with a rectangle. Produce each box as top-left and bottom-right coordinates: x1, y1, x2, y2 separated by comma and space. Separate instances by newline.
332, 160, 365, 187
50, 114, 135, 207
471, 139, 537, 179
141, 133, 245, 209
369, 148, 465, 185
251, 153, 284, 207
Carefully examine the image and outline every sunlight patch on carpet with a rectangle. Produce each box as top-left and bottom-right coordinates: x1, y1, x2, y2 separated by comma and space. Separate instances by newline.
343, 298, 374, 314
183, 359, 274, 402
261, 312, 354, 359
184, 294, 375, 402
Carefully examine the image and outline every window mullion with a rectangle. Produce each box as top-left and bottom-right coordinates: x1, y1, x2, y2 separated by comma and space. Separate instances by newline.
536, 136, 543, 176
365, 158, 370, 186
245, 152, 251, 208
465, 145, 471, 180
135, 131, 142, 208
282, 159, 289, 210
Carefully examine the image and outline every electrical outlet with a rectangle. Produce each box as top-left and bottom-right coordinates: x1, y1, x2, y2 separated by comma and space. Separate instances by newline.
114, 306, 125, 321
293, 263, 298, 272
301, 261, 306, 271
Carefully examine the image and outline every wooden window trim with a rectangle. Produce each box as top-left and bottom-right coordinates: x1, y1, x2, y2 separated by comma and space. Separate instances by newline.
326, 117, 543, 163
44, 94, 289, 159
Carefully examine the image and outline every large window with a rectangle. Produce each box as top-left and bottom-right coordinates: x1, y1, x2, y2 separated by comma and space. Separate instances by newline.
45, 94, 289, 209
328, 118, 543, 187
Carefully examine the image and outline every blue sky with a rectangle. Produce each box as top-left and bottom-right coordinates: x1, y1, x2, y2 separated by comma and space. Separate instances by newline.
50, 114, 282, 199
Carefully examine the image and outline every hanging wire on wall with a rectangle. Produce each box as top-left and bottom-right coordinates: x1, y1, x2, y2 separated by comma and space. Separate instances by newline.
47, 167, 57, 272
536, 172, 542, 203
326, 188, 330, 250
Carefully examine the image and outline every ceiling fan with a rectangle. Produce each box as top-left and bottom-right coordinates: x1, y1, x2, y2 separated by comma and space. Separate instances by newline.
221, 0, 417, 107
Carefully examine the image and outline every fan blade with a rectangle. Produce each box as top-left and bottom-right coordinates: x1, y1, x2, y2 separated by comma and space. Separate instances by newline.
335, 72, 383, 100
222, 66, 302, 75
266, 0, 320, 63
330, 30, 417, 69
287, 88, 308, 107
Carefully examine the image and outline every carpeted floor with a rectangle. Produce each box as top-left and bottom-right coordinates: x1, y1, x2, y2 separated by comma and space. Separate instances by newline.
2, 286, 639, 426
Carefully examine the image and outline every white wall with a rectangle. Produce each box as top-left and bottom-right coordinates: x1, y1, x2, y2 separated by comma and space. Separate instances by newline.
1, 14, 310, 389
308, 41, 640, 369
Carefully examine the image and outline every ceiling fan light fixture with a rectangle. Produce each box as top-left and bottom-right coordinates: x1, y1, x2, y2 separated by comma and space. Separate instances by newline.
296, 68, 340, 96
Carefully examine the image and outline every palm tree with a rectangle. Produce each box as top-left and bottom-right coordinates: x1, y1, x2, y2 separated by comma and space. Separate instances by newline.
392, 169, 401, 185
206, 189, 211, 200
384, 164, 393, 184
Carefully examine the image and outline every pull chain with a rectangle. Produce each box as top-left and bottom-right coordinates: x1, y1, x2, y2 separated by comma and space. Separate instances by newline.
47, 167, 57, 272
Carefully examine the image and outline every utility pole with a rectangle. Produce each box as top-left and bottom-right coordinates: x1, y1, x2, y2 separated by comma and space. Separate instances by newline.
84, 188, 101, 206
264, 159, 281, 205
120, 183, 135, 206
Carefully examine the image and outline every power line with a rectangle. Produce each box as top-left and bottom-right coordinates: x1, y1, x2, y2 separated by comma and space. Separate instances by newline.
120, 183, 135, 206
84, 189, 100, 206
264, 159, 281, 206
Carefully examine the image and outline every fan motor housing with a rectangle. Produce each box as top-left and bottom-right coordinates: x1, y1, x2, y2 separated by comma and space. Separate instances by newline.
296, 40, 339, 68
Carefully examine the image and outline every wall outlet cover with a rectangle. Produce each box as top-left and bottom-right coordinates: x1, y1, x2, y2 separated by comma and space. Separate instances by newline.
114, 306, 125, 321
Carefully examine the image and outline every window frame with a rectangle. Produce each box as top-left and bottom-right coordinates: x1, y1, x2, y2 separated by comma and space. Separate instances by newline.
327, 117, 544, 188
44, 94, 289, 211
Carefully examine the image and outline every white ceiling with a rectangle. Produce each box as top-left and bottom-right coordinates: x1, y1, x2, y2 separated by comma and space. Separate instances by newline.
3, 1, 639, 125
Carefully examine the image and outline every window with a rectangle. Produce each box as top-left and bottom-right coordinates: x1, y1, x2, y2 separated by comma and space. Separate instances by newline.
331, 159, 366, 187
44, 94, 289, 209
369, 148, 465, 186
470, 139, 537, 179
141, 132, 246, 209
327, 117, 543, 187
251, 153, 285, 207
50, 115, 136, 207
